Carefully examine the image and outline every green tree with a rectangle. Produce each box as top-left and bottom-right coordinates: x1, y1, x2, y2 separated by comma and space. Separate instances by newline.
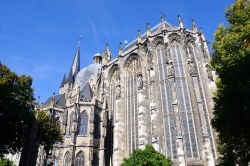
0, 158, 15, 166
121, 144, 172, 166
35, 110, 62, 156
0, 63, 34, 158
211, 0, 250, 165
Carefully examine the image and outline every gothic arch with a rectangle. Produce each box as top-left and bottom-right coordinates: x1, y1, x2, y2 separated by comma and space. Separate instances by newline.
152, 36, 164, 49
64, 151, 71, 166
168, 33, 181, 44
123, 53, 138, 68
75, 151, 85, 166
108, 64, 119, 80
185, 34, 196, 44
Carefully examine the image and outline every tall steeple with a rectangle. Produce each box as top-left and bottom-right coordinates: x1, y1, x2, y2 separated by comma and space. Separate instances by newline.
65, 37, 81, 83
60, 74, 66, 87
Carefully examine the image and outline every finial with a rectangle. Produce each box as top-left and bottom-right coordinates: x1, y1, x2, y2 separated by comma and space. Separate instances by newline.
178, 15, 184, 29
146, 23, 151, 37
191, 19, 198, 33
161, 12, 166, 30
137, 29, 142, 44
77, 35, 82, 47
199, 27, 206, 41
118, 42, 123, 56
160, 11, 166, 21
103, 43, 111, 62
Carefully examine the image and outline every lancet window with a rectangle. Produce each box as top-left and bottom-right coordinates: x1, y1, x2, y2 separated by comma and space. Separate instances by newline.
75, 151, 84, 166
125, 55, 140, 154
78, 111, 88, 136
156, 42, 177, 159
63, 152, 71, 166
170, 41, 198, 158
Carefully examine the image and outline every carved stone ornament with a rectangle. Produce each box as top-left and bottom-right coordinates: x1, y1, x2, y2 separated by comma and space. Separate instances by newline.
152, 36, 164, 49
116, 84, 121, 99
167, 61, 175, 78
188, 60, 198, 76
206, 64, 213, 81
168, 33, 181, 43
137, 74, 143, 90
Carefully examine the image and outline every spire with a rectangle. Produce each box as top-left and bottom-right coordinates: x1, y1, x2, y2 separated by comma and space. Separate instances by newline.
191, 19, 198, 33
60, 74, 66, 87
118, 42, 123, 56
146, 23, 151, 37
66, 37, 81, 83
137, 30, 142, 44
178, 15, 184, 29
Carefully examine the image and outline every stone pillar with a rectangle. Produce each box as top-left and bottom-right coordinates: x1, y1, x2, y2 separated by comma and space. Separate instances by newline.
137, 88, 147, 149
190, 66, 215, 165
203, 137, 215, 166
169, 77, 186, 166
113, 94, 125, 166
98, 138, 105, 166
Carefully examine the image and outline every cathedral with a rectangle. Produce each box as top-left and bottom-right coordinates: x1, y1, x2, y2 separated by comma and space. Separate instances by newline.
36, 15, 218, 166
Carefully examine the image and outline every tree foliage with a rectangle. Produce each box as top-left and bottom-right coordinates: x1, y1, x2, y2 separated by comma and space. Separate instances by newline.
211, 0, 250, 165
0, 158, 15, 166
35, 110, 62, 155
121, 144, 172, 166
0, 63, 34, 158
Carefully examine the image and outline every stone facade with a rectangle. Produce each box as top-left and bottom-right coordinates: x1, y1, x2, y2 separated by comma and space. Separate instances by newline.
37, 16, 218, 166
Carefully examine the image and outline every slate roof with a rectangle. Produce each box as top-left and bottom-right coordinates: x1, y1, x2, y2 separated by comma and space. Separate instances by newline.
44, 94, 66, 108
123, 21, 174, 52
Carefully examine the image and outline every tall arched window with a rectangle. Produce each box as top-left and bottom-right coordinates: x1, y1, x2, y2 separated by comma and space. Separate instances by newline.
170, 41, 198, 158
75, 151, 84, 166
124, 54, 140, 154
78, 111, 88, 136
64, 152, 71, 166
156, 43, 177, 159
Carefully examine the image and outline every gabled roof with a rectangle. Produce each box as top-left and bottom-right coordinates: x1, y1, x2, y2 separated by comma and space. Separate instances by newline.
44, 94, 66, 108
123, 21, 174, 52
80, 82, 92, 99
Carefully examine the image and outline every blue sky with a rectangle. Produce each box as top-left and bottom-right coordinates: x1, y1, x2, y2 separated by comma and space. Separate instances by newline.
0, 0, 234, 102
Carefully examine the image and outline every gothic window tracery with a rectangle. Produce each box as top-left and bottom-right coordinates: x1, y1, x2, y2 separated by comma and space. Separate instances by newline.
75, 151, 85, 166
170, 41, 198, 158
156, 43, 177, 159
78, 111, 88, 136
125, 55, 140, 153
63, 152, 71, 166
